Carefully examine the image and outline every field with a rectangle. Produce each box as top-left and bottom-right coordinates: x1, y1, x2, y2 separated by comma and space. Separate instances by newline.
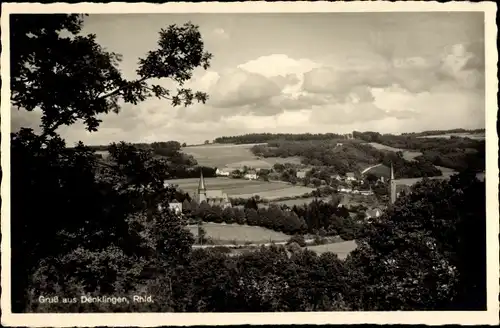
417, 133, 485, 140
366, 142, 422, 161
305, 240, 358, 260
435, 165, 457, 175
166, 177, 315, 200
188, 222, 291, 244
262, 197, 330, 208
182, 143, 301, 168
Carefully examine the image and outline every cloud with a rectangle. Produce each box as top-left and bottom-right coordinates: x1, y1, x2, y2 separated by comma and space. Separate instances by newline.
11, 107, 42, 133
238, 54, 320, 78
208, 68, 282, 109
12, 41, 484, 146
309, 102, 393, 125
212, 27, 229, 40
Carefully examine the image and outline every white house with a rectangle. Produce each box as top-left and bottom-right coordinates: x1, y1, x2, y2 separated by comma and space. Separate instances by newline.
168, 202, 183, 214
365, 208, 382, 219
244, 170, 258, 180
345, 172, 357, 181
216, 168, 231, 176
296, 170, 308, 179
338, 187, 353, 193
360, 190, 374, 196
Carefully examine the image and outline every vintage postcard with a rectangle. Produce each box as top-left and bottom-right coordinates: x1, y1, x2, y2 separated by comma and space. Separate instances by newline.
1, 1, 498, 326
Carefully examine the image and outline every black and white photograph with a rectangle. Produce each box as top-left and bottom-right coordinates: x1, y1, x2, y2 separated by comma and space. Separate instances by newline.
1, 1, 498, 326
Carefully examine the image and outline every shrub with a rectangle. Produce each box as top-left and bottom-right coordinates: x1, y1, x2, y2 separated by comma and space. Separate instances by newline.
313, 235, 327, 245
287, 234, 306, 247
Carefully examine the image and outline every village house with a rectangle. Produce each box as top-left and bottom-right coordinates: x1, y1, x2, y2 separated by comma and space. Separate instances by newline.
338, 187, 353, 193
331, 174, 342, 181
216, 168, 231, 176
168, 201, 183, 214
345, 172, 357, 181
244, 170, 258, 180
365, 208, 383, 220
296, 170, 308, 179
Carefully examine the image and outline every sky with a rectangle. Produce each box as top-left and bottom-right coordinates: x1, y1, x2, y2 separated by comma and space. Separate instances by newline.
12, 12, 485, 145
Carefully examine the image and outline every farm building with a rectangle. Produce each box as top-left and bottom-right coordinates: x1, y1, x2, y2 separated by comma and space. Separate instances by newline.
194, 170, 232, 209
345, 172, 357, 181
216, 168, 231, 176
244, 170, 258, 180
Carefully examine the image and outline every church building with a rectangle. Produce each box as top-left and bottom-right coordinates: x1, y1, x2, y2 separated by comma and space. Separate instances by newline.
389, 163, 416, 204
194, 170, 232, 208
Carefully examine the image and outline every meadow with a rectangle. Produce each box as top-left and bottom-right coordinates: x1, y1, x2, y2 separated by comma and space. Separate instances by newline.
305, 240, 358, 260
188, 222, 291, 244
166, 177, 315, 200
182, 143, 301, 169
263, 197, 330, 208
417, 132, 485, 140
366, 142, 423, 161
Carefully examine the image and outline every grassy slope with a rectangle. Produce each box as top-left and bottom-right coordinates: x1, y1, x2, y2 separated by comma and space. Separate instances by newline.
305, 240, 357, 260
188, 222, 291, 244
166, 177, 315, 199
366, 142, 423, 161
182, 143, 301, 168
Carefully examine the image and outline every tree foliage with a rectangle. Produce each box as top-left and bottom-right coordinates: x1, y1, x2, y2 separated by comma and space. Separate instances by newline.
10, 14, 211, 312
251, 140, 442, 178
344, 172, 486, 310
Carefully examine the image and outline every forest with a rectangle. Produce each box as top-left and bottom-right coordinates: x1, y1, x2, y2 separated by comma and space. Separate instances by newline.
10, 14, 486, 313
353, 131, 485, 172
400, 128, 485, 137
215, 129, 485, 174
214, 133, 348, 144
251, 140, 442, 178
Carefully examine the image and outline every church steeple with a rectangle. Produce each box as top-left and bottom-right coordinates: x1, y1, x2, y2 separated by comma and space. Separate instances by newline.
197, 169, 207, 203
198, 169, 206, 191
390, 162, 397, 205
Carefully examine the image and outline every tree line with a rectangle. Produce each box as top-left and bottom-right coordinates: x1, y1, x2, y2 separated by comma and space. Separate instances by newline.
214, 133, 348, 144
11, 15, 485, 313
178, 196, 363, 239
401, 128, 485, 137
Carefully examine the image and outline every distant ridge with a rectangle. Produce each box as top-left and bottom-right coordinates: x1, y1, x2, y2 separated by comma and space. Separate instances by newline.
213, 129, 485, 145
